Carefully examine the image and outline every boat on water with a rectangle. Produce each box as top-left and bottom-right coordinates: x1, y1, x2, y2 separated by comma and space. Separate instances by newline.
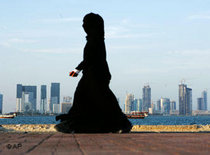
126, 112, 148, 119
0, 113, 17, 119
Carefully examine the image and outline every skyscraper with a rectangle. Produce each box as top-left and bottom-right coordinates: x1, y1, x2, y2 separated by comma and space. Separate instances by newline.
132, 99, 137, 111
197, 97, 204, 110
179, 84, 192, 115
124, 94, 134, 114
160, 98, 170, 114
53, 104, 60, 114
61, 96, 72, 114
61, 103, 72, 114
40, 85, 47, 113
50, 83, 60, 112
16, 84, 23, 112
156, 99, 161, 111
142, 85, 151, 112
202, 90, 207, 110
16, 84, 37, 112
63, 96, 72, 103
0, 94, 3, 114
170, 101, 176, 111
186, 88, 192, 115
136, 99, 142, 112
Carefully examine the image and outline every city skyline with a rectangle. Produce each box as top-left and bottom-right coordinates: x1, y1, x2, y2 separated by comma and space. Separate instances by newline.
0, 82, 208, 114
1, 0, 210, 112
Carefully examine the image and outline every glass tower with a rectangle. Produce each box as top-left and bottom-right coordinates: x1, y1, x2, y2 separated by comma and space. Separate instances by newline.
160, 98, 170, 114
142, 85, 151, 112
40, 85, 47, 113
202, 90, 207, 110
50, 83, 60, 112
197, 97, 204, 110
179, 84, 192, 115
124, 94, 134, 114
16, 84, 37, 112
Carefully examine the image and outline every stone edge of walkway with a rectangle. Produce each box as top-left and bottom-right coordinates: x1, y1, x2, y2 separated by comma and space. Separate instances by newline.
0, 124, 210, 133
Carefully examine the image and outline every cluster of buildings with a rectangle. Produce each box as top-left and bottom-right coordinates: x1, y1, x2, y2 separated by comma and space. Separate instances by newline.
0, 82, 209, 116
156, 98, 176, 115
124, 84, 208, 116
16, 83, 72, 114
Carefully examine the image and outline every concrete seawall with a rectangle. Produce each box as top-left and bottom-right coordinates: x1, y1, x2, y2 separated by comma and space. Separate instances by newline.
1, 124, 210, 133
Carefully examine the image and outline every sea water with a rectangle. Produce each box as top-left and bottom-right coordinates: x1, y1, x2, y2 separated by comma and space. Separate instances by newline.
0, 115, 210, 125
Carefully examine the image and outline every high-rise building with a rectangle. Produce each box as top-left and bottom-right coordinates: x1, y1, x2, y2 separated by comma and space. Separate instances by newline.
197, 97, 204, 110
16, 84, 23, 112
124, 94, 134, 114
50, 83, 60, 112
0, 94, 3, 114
179, 84, 192, 115
40, 85, 47, 114
156, 99, 161, 111
187, 88, 192, 114
61, 96, 72, 114
16, 84, 37, 112
202, 90, 207, 110
142, 85, 151, 112
170, 101, 176, 111
47, 99, 51, 113
63, 96, 72, 103
160, 98, 170, 114
132, 99, 137, 111
136, 99, 142, 112
53, 104, 60, 114
149, 102, 155, 114
61, 103, 72, 114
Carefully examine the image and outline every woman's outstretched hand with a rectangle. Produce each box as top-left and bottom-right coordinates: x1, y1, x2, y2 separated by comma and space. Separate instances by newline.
69, 69, 80, 77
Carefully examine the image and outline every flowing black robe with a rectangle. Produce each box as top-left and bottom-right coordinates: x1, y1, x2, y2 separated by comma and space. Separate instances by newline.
57, 36, 132, 133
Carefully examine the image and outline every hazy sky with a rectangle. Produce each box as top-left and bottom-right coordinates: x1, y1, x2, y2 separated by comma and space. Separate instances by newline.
1, 0, 210, 113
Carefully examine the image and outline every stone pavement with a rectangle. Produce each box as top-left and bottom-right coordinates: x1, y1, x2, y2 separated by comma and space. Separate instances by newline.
0, 132, 209, 155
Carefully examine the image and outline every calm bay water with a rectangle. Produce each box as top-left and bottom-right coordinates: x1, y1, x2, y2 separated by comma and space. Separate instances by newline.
0, 115, 210, 125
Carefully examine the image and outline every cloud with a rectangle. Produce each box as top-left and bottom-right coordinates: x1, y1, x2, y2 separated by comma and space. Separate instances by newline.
0, 26, 8, 31
106, 32, 159, 39
0, 38, 37, 48
38, 17, 81, 23
108, 45, 146, 50
165, 49, 210, 69
189, 11, 210, 20
0, 42, 10, 47
106, 25, 159, 39
8, 38, 37, 43
21, 48, 81, 54
126, 67, 168, 74
189, 15, 210, 20
105, 18, 159, 39
167, 49, 210, 56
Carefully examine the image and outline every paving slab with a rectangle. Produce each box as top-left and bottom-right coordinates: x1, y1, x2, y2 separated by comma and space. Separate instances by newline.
0, 132, 209, 155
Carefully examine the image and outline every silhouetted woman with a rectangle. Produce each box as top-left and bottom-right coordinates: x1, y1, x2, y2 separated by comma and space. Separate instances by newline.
55, 13, 132, 133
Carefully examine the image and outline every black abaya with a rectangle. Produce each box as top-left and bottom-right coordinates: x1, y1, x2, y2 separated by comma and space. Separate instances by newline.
56, 36, 132, 133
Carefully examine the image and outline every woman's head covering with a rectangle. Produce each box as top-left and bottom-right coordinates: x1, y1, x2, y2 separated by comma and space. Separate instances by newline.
83, 13, 104, 38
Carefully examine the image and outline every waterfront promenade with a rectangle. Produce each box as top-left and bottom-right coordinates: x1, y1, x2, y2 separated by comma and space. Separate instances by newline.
0, 132, 209, 155
0, 125, 210, 154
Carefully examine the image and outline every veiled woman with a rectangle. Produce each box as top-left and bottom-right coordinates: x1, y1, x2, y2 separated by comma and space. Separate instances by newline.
55, 13, 132, 133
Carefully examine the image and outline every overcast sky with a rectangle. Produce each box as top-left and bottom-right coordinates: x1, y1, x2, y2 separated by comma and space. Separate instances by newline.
1, 0, 210, 113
